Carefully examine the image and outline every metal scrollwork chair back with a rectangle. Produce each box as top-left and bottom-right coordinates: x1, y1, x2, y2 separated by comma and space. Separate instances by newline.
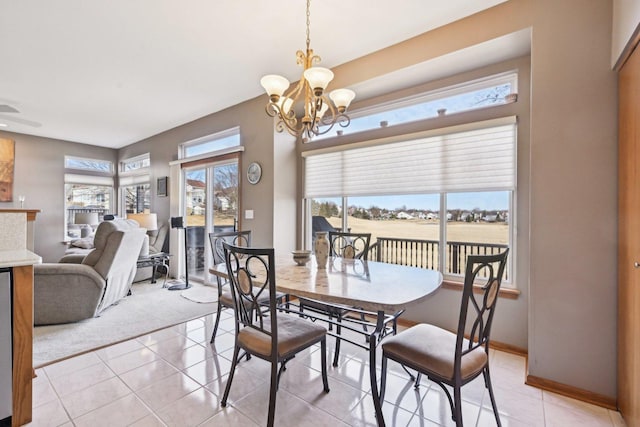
220, 243, 330, 427
379, 249, 509, 427
208, 230, 252, 343
328, 231, 371, 260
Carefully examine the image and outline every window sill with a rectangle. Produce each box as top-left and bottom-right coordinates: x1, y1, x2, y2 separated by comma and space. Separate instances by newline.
441, 280, 520, 300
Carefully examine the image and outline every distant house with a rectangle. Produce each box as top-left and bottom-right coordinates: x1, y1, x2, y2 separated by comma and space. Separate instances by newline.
396, 211, 414, 220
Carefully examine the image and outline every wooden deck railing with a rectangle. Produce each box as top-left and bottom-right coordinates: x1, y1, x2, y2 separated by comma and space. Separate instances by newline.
369, 237, 509, 279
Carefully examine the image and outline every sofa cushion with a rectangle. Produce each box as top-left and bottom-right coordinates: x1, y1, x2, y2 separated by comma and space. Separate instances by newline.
70, 236, 95, 249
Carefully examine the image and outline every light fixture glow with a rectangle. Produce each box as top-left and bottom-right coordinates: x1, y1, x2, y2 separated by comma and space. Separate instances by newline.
261, 0, 355, 139
0, 123, 7, 127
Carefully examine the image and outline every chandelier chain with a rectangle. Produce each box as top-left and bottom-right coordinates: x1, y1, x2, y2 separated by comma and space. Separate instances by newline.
306, 0, 311, 51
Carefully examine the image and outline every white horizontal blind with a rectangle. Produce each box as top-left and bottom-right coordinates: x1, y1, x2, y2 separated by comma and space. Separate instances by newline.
119, 174, 150, 186
64, 173, 114, 186
305, 120, 516, 198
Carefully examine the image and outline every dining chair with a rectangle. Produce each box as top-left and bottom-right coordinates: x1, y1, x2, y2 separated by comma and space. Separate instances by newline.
299, 231, 371, 366
208, 230, 252, 343
220, 243, 330, 427
379, 249, 509, 427
209, 230, 289, 344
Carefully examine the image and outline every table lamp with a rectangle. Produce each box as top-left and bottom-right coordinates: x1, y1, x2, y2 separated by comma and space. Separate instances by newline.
127, 213, 158, 231
74, 212, 100, 238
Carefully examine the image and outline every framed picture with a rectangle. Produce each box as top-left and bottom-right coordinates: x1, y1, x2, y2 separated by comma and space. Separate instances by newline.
0, 138, 15, 202
157, 176, 168, 197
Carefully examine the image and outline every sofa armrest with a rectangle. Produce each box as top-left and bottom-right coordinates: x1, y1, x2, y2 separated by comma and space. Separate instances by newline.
59, 254, 86, 264
34, 263, 106, 325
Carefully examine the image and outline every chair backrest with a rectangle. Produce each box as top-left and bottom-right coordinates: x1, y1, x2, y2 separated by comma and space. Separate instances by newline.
328, 231, 371, 260
454, 249, 509, 368
209, 230, 252, 265
223, 243, 278, 350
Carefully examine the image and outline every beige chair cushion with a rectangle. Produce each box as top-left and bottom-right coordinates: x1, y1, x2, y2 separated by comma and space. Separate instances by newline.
382, 324, 487, 381
220, 288, 285, 309
238, 314, 326, 359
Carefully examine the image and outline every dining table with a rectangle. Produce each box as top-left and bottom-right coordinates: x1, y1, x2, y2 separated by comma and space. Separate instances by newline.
210, 254, 443, 427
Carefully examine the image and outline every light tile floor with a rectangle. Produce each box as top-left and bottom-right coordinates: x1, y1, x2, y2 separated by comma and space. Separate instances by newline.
28, 312, 626, 426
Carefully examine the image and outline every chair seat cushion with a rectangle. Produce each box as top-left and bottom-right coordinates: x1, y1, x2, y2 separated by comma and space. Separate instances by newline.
382, 324, 487, 382
238, 314, 326, 359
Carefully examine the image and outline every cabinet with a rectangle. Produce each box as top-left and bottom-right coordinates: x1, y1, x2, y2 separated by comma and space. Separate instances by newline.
618, 43, 640, 426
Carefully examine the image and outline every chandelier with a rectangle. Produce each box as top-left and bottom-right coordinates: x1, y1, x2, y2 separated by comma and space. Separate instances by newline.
260, 0, 355, 140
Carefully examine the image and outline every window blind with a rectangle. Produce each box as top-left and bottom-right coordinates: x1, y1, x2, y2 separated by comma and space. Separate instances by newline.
64, 173, 114, 186
304, 119, 516, 198
119, 174, 150, 186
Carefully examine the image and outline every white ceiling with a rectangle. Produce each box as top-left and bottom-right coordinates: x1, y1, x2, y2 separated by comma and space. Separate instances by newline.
0, 0, 519, 149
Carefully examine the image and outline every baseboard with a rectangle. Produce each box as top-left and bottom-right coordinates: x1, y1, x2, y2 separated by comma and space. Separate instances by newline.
526, 374, 617, 410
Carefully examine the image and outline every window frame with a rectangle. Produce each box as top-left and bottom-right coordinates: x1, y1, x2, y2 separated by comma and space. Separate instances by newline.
302, 70, 520, 289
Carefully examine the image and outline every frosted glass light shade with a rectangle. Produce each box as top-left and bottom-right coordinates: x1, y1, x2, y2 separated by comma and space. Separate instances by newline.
260, 75, 290, 98
127, 213, 158, 231
303, 67, 334, 92
74, 212, 99, 226
330, 88, 356, 111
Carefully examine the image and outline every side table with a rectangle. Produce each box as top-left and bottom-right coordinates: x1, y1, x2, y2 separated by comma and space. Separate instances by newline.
136, 252, 171, 287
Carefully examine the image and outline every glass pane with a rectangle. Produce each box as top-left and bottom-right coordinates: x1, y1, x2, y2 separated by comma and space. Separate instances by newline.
312, 74, 514, 140
185, 169, 206, 280
445, 191, 510, 279
65, 156, 113, 173
347, 195, 439, 269
184, 133, 240, 158
123, 184, 151, 214
212, 163, 238, 233
65, 183, 111, 239
310, 197, 342, 240
123, 156, 150, 172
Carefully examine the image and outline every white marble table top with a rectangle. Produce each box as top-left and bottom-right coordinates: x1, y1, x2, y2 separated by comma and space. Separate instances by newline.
210, 255, 443, 312
0, 249, 42, 268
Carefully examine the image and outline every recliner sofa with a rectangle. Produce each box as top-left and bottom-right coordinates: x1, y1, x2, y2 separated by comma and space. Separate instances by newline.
34, 219, 147, 325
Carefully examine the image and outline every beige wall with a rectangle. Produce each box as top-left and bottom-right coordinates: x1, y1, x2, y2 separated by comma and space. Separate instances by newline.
0, 130, 117, 262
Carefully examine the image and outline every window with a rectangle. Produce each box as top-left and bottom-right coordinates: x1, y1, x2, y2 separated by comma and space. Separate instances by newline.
120, 154, 151, 215
65, 156, 113, 173
304, 118, 516, 285
64, 156, 114, 239
181, 127, 240, 158
313, 72, 517, 140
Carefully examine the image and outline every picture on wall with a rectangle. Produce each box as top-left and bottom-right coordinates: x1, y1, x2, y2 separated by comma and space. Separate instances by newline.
157, 176, 168, 197
0, 138, 15, 202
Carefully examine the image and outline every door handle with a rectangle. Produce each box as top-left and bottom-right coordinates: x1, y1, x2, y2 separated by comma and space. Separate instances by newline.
635, 262, 640, 268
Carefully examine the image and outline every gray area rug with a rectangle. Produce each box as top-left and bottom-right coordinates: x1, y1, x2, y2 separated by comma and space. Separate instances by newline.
33, 281, 217, 368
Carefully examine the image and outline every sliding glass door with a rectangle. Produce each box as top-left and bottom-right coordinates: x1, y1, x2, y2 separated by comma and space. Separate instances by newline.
183, 160, 238, 282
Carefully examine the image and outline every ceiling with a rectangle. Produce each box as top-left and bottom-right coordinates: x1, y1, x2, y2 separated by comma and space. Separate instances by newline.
0, 0, 520, 149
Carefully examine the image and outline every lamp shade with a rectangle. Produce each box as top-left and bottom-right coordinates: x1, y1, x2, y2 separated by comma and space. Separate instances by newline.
303, 67, 334, 92
74, 212, 99, 226
260, 75, 290, 98
127, 213, 158, 231
329, 88, 356, 111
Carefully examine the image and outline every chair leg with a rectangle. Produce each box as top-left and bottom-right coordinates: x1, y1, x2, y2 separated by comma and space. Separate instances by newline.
453, 385, 463, 427
321, 338, 330, 393
267, 359, 279, 427
380, 353, 388, 404
221, 344, 240, 407
210, 301, 223, 343
333, 316, 342, 367
484, 367, 502, 427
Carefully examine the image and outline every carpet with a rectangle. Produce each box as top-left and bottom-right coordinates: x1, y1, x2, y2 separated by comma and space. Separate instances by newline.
33, 281, 218, 368
180, 284, 218, 303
